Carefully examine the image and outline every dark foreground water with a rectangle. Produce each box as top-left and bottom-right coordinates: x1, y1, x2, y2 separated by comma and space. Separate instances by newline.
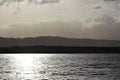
0, 54, 120, 80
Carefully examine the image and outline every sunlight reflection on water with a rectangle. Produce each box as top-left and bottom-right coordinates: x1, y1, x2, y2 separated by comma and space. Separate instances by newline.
0, 54, 120, 80
2, 54, 52, 80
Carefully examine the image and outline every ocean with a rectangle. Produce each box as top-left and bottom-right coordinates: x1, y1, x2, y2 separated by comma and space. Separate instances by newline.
0, 54, 120, 80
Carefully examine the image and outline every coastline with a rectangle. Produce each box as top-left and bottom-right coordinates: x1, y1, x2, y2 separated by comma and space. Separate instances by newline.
0, 46, 120, 53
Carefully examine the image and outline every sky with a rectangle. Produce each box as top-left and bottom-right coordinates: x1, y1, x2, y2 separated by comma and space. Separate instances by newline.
0, 0, 120, 40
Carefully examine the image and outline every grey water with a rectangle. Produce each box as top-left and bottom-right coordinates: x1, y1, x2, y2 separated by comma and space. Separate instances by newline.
0, 54, 120, 80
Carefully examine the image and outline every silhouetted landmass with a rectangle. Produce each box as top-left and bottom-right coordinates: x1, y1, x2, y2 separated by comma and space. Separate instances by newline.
0, 36, 120, 47
0, 36, 120, 53
0, 46, 120, 53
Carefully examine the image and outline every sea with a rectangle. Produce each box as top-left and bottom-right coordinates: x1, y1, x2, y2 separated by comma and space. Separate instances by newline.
0, 54, 120, 80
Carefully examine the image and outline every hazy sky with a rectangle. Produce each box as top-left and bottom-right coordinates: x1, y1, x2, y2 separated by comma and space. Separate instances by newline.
0, 0, 120, 40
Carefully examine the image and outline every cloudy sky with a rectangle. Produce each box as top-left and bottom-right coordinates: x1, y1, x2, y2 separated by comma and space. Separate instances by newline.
0, 0, 120, 40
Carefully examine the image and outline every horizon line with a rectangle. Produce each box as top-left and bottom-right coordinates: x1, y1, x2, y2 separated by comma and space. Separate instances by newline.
0, 36, 119, 41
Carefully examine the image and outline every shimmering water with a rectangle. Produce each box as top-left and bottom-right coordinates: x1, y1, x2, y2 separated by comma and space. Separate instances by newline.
0, 54, 120, 80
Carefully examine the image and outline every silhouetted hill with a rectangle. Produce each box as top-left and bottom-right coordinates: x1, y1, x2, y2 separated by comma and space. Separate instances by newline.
0, 36, 120, 47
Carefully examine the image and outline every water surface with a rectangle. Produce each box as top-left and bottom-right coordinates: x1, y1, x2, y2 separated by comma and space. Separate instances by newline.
0, 54, 120, 80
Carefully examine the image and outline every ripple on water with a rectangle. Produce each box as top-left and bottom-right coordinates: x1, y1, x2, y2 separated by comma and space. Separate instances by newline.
0, 54, 120, 80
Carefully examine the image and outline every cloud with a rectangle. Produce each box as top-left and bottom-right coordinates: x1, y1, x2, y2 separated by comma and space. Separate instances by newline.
103, 0, 120, 9
0, 18, 120, 40
40, 0, 59, 4
88, 15, 120, 40
103, 0, 120, 2
0, 21, 83, 38
94, 6, 102, 9
0, 0, 60, 6
0, 0, 60, 14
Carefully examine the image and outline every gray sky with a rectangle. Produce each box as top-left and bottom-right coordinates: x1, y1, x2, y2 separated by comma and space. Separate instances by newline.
0, 0, 120, 40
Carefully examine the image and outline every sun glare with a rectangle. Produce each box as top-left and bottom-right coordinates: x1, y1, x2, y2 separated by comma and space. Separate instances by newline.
1, 54, 52, 79
4, 54, 51, 72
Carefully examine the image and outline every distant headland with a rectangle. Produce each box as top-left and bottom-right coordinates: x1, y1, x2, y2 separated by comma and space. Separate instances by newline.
0, 36, 120, 53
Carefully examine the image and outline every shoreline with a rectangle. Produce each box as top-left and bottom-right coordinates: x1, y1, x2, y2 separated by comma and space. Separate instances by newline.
0, 46, 120, 53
